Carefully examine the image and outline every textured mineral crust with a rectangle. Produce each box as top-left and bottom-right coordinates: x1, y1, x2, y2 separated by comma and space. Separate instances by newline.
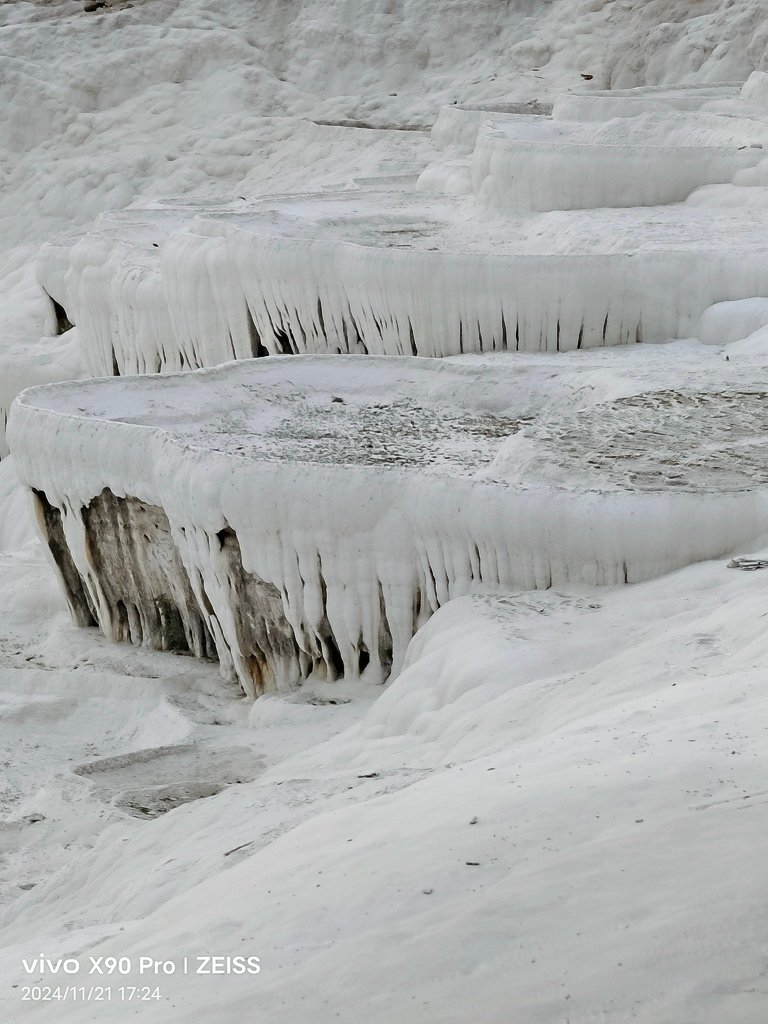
10, 355, 768, 696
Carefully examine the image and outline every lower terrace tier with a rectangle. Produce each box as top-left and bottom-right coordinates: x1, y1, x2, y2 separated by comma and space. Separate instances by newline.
9, 355, 768, 697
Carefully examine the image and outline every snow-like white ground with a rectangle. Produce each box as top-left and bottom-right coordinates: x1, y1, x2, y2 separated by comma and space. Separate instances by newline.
1, 534, 768, 1023
4, 0, 768, 1021
5, 339, 768, 1021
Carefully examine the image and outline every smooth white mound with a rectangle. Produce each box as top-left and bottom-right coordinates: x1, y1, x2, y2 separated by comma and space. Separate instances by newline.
9, 354, 768, 697
740, 70, 768, 107
472, 111, 768, 211
36, 188, 768, 375
699, 296, 768, 345
0, 457, 35, 552
5, 552, 768, 1024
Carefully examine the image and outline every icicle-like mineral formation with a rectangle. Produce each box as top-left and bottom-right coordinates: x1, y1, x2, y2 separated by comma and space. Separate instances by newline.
9, 356, 768, 696
35, 189, 768, 377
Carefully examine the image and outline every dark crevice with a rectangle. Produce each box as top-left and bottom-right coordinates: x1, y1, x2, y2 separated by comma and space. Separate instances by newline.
316, 297, 327, 339
347, 311, 368, 355
412, 584, 423, 635
216, 526, 234, 549
273, 325, 294, 355
32, 489, 97, 628
472, 541, 482, 580
377, 580, 394, 680
44, 293, 74, 336
372, 311, 385, 340
407, 318, 418, 356
317, 562, 344, 680
199, 582, 215, 615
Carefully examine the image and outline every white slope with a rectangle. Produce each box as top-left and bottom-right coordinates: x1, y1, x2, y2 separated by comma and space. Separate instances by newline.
0, 458, 36, 551
1, 542, 768, 1023
4, 0, 762, 246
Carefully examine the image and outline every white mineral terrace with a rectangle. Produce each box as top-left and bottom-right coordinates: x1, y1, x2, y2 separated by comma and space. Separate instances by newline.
9, 354, 768, 697
471, 111, 768, 210
550, 81, 744, 121
6, 3, 768, 1019
36, 186, 768, 382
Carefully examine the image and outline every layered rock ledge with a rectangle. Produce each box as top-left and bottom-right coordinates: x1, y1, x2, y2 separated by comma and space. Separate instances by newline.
37, 189, 768, 379
470, 111, 768, 211
9, 355, 768, 697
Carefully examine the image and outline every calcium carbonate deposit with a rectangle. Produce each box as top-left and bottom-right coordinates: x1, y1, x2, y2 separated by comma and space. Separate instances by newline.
2, 2, 768, 1023
10, 356, 768, 695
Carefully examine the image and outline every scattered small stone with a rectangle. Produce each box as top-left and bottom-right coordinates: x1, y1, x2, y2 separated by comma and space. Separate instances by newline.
634, 819, 644, 824
331, 396, 345, 404
18, 883, 36, 891
357, 771, 379, 779
727, 557, 768, 571
422, 887, 433, 895
581, 73, 594, 80
223, 841, 254, 857
25, 813, 45, 825
469, 816, 478, 825
465, 861, 480, 867
84, 2, 106, 11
